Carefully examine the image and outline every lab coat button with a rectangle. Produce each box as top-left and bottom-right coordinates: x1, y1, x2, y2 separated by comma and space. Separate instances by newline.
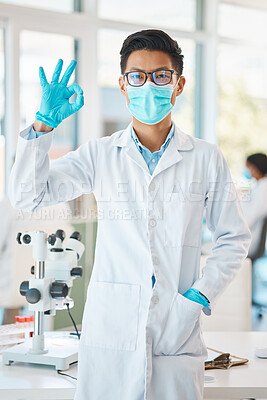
150, 182, 156, 191
147, 337, 152, 345
149, 219, 157, 227
151, 295, 159, 304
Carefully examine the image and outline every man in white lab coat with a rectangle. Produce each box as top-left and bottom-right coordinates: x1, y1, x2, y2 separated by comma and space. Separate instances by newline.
9, 29, 251, 399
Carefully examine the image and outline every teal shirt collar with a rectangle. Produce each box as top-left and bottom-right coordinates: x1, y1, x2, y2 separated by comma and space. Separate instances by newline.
131, 123, 175, 153
131, 123, 175, 175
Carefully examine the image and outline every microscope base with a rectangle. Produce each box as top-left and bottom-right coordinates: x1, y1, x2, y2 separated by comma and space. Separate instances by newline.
2, 332, 79, 370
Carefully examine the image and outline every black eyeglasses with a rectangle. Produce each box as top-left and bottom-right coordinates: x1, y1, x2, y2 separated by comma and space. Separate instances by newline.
123, 69, 179, 87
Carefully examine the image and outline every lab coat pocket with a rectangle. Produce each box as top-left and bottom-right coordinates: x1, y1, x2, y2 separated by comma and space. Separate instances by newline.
153, 292, 202, 356
84, 281, 141, 351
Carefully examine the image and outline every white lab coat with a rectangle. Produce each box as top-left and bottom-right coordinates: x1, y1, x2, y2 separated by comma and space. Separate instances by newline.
9, 121, 251, 400
241, 176, 267, 259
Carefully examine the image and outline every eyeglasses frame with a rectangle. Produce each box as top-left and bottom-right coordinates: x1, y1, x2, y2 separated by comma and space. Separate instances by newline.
123, 69, 180, 87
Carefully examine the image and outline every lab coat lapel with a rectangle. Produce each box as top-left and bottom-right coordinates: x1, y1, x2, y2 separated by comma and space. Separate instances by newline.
125, 140, 151, 175
152, 124, 193, 178
112, 122, 151, 175
152, 137, 182, 178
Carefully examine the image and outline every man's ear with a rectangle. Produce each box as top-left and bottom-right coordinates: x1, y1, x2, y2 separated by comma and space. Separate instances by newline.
175, 75, 186, 97
119, 76, 127, 96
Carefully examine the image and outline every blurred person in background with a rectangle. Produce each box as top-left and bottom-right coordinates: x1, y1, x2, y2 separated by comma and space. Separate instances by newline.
242, 153, 267, 259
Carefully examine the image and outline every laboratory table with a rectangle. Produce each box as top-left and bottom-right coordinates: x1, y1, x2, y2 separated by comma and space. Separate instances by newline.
0, 331, 267, 399
203, 331, 267, 399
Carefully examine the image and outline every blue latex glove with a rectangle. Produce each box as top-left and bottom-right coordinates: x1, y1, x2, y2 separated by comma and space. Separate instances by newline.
35, 59, 84, 128
183, 288, 210, 308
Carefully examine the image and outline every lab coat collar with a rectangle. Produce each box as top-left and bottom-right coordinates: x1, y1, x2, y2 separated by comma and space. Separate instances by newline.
112, 121, 194, 152
112, 121, 194, 177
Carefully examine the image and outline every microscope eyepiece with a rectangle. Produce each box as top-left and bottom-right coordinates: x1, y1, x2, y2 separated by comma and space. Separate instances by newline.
55, 230, 65, 242
70, 231, 82, 241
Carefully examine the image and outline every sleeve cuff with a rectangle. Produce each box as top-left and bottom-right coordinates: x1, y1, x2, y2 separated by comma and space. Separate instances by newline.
20, 123, 54, 140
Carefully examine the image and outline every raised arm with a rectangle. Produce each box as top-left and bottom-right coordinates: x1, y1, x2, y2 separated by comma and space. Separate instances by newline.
8, 59, 93, 212
9, 127, 97, 212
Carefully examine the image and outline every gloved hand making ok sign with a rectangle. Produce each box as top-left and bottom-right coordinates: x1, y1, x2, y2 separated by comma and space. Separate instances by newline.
35, 59, 84, 129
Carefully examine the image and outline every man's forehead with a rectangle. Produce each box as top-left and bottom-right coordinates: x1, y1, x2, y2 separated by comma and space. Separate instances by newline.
128, 65, 171, 72
126, 50, 173, 71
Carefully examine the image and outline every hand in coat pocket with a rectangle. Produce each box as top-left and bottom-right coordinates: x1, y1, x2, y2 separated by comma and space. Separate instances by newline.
153, 292, 202, 356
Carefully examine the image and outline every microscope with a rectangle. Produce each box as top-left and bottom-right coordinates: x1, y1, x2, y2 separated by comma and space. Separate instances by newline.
2, 229, 84, 370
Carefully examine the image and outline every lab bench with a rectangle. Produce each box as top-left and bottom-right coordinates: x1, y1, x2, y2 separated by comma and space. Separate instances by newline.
1, 331, 267, 399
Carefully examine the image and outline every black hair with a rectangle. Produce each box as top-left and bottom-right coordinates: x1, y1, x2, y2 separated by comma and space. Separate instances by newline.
120, 29, 184, 75
247, 153, 267, 175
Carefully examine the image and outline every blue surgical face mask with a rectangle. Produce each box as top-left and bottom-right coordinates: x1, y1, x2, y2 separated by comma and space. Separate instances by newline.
126, 81, 175, 125
243, 167, 252, 180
